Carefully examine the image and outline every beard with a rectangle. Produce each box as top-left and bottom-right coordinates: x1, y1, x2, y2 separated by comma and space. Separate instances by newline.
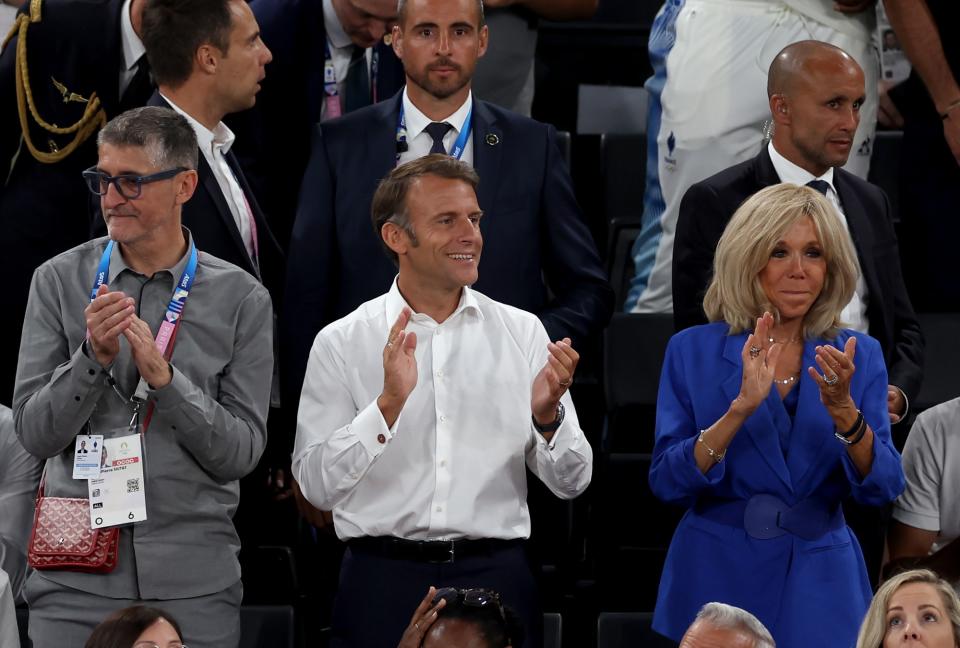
405, 58, 470, 100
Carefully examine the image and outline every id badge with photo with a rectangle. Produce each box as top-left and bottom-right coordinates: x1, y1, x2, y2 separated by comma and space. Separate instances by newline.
87, 431, 147, 528
72, 434, 104, 479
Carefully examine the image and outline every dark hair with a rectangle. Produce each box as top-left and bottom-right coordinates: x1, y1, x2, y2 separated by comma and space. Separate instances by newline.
370, 153, 480, 265
84, 606, 183, 648
142, 0, 234, 88
429, 589, 524, 648
398, 0, 485, 27
98, 106, 198, 170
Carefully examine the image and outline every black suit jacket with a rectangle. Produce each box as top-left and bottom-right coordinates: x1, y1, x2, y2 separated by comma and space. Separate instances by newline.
0, 0, 145, 405
282, 92, 614, 408
146, 92, 284, 305
672, 147, 924, 402
228, 0, 405, 249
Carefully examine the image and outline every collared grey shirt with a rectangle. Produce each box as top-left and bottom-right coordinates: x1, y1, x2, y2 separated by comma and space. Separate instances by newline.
13, 233, 273, 600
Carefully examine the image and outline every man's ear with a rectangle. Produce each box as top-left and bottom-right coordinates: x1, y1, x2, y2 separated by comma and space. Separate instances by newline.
391, 25, 404, 60
175, 169, 199, 205
382, 222, 409, 257
770, 94, 790, 124
195, 43, 219, 75
477, 24, 489, 59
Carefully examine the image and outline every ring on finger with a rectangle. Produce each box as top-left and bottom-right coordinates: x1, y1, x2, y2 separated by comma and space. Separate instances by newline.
559, 378, 572, 387
415, 622, 420, 631
386, 341, 394, 348
824, 373, 839, 386
749, 345, 761, 358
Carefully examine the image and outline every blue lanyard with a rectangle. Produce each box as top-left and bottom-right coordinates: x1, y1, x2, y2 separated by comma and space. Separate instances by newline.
396, 103, 473, 165
90, 239, 198, 319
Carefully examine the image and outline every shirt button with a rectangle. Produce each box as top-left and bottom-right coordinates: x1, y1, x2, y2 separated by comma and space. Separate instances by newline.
377, 433, 386, 444
435, 506, 443, 513
439, 459, 447, 468
436, 370, 443, 377
439, 415, 447, 423
87, 369, 96, 376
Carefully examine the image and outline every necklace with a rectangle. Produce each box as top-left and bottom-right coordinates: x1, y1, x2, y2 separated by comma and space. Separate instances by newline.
768, 335, 803, 345
773, 373, 800, 385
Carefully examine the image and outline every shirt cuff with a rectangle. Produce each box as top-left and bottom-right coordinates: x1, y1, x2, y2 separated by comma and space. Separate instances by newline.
355, 399, 401, 457
148, 364, 191, 408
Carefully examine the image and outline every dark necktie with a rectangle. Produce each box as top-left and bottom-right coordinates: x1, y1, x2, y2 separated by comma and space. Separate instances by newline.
806, 179, 831, 196
119, 55, 153, 113
424, 122, 453, 155
343, 46, 371, 113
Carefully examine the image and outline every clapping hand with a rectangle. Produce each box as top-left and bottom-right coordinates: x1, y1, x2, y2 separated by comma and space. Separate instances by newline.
122, 315, 172, 388
731, 313, 783, 416
85, 284, 135, 367
377, 308, 418, 428
531, 338, 578, 432
808, 337, 858, 421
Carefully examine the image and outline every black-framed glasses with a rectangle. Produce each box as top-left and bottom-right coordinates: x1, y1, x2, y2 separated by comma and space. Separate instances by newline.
82, 166, 188, 200
431, 587, 505, 617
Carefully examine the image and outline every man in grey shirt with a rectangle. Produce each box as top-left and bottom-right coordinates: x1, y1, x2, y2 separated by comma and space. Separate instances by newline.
13, 106, 273, 648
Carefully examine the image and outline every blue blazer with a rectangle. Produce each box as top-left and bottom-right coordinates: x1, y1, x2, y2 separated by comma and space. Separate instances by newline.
280, 93, 614, 424
650, 323, 904, 648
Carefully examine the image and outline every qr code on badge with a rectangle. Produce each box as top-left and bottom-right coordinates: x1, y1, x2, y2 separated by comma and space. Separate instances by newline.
126, 478, 140, 493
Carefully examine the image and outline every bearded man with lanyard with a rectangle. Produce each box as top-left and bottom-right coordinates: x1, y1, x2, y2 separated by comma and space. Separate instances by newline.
13, 106, 273, 648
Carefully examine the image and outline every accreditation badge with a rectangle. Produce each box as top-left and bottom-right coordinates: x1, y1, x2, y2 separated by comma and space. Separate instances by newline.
72, 434, 104, 479
87, 432, 147, 528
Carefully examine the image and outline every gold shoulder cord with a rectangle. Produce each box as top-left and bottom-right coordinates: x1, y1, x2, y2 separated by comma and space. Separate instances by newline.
5, 0, 106, 164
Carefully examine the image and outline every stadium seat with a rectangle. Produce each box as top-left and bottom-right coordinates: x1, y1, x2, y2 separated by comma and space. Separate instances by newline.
597, 611, 676, 648
240, 605, 295, 648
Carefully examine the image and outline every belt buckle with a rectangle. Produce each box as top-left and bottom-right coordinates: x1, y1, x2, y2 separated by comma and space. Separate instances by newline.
427, 540, 455, 564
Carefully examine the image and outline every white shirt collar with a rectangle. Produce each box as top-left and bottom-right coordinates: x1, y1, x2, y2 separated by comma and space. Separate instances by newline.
402, 87, 473, 141
161, 93, 236, 156
768, 141, 836, 195
120, 0, 146, 72
385, 277, 483, 328
323, 0, 353, 50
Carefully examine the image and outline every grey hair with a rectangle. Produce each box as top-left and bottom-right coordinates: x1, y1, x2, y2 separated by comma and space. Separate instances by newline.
97, 106, 198, 171
397, 0, 485, 26
695, 603, 776, 648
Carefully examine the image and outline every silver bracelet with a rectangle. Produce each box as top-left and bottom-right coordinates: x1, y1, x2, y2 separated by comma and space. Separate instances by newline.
698, 429, 726, 463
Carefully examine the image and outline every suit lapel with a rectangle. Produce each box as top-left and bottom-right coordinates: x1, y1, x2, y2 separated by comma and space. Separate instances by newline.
197, 154, 256, 275
787, 339, 841, 488
472, 99, 503, 212
721, 333, 794, 492
373, 93, 404, 173
834, 171, 882, 303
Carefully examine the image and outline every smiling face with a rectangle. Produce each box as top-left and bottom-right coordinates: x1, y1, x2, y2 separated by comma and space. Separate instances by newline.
390, 173, 483, 296
214, 0, 272, 114
132, 618, 183, 648
758, 215, 826, 325
392, 0, 488, 103
884, 583, 960, 648
772, 51, 865, 176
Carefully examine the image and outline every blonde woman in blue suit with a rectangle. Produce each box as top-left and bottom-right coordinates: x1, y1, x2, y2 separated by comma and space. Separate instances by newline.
651, 183, 905, 648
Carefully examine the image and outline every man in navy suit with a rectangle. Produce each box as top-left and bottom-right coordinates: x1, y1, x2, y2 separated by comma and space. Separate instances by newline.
0, 0, 153, 407
284, 0, 613, 445
233, 0, 405, 248
672, 40, 923, 425
139, 0, 283, 303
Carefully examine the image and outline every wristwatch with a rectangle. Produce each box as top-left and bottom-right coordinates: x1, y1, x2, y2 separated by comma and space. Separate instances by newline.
532, 402, 565, 434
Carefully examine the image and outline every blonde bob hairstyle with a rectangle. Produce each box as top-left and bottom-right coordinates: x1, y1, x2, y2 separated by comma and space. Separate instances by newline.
702, 183, 860, 339
855, 569, 960, 648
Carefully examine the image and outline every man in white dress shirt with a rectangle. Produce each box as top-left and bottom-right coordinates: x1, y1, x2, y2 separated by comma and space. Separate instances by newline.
293, 154, 593, 648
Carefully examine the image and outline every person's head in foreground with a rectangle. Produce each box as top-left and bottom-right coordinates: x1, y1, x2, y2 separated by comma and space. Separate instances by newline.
400, 586, 524, 648
680, 602, 775, 648
84, 605, 185, 648
703, 182, 859, 338
856, 569, 960, 648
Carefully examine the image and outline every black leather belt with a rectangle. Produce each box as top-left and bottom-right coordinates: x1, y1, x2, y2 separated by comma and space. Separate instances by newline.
348, 536, 523, 564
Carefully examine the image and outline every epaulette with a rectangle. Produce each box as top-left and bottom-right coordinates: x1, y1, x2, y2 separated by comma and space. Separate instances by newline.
5, 0, 106, 164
